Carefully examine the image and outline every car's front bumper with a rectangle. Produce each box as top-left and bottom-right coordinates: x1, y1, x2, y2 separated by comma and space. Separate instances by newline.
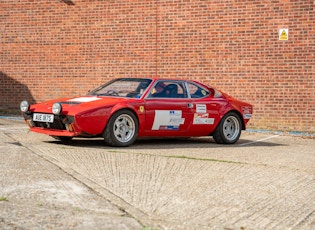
23, 113, 82, 137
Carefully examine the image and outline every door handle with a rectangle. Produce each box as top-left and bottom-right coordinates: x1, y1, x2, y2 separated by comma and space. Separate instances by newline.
187, 103, 194, 108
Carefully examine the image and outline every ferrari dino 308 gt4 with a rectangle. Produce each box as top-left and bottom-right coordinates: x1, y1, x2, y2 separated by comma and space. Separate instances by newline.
20, 78, 253, 146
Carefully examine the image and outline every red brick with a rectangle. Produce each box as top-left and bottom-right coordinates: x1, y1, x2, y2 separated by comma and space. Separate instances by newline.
0, 0, 314, 132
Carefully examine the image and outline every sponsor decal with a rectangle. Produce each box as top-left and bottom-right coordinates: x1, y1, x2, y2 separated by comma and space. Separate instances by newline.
193, 113, 214, 125
243, 114, 252, 119
159, 126, 179, 130
196, 104, 207, 113
67, 97, 101, 102
242, 106, 252, 119
152, 110, 185, 130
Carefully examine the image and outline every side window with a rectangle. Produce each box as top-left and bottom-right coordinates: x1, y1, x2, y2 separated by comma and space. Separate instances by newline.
187, 82, 210, 98
148, 81, 187, 98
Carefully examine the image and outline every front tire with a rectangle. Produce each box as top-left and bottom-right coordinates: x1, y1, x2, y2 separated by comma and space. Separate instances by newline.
103, 110, 138, 147
51, 136, 73, 141
213, 112, 242, 144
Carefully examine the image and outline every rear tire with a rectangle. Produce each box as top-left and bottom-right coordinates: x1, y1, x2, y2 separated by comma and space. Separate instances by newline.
213, 112, 242, 144
103, 110, 138, 147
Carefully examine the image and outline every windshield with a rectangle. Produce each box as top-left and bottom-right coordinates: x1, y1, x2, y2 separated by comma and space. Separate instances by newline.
87, 78, 152, 98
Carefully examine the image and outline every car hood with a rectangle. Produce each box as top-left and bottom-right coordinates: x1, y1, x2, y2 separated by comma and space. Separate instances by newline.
30, 96, 131, 115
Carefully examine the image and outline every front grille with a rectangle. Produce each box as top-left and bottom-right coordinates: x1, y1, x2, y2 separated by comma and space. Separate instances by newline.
33, 116, 66, 130
23, 113, 73, 131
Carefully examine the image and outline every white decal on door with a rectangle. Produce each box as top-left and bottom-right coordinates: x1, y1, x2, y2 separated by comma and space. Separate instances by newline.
152, 110, 185, 130
193, 113, 214, 125
196, 104, 207, 113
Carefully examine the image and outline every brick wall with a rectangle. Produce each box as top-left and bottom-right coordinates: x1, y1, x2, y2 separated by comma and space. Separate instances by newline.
1, 0, 314, 133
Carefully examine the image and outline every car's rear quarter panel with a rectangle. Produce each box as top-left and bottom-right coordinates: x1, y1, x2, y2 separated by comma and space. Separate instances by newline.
223, 98, 253, 129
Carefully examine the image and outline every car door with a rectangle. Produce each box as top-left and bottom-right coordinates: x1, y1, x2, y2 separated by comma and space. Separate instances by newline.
143, 80, 193, 136
184, 81, 225, 135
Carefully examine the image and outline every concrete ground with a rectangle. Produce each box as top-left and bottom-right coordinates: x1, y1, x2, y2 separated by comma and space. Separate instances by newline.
0, 116, 314, 229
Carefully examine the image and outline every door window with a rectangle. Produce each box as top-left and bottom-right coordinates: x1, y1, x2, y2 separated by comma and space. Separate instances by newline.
147, 81, 187, 98
187, 82, 210, 98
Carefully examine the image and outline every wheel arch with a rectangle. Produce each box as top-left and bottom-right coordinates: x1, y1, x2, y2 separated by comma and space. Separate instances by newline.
211, 109, 245, 136
102, 107, 140, 147
104, 106, 140, 133
212, 110, 244, 144
227, 109, 245, 130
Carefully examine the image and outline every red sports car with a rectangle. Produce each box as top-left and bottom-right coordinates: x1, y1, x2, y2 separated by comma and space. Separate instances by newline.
20, 78, 253, 146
